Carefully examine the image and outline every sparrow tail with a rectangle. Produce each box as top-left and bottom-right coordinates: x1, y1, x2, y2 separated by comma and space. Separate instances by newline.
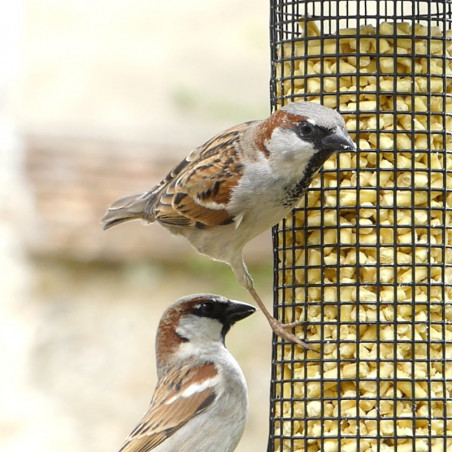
102, 193, 154, 230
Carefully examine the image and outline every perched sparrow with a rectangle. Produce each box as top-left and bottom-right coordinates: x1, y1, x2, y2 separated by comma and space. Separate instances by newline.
117, 293, 255, 452
102, 101, 356, 347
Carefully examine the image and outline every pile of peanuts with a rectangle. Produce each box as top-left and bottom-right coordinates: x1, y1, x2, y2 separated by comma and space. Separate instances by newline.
273, 21, 452, 452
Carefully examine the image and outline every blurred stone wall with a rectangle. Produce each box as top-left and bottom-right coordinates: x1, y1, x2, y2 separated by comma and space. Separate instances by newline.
24, 133, 271, 263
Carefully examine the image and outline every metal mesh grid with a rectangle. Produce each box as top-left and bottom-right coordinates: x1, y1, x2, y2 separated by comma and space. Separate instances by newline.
269, 1, 452, 451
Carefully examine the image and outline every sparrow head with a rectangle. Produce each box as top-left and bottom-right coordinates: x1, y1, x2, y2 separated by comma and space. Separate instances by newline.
257, 101, 356, 174
156, 294, 255, 374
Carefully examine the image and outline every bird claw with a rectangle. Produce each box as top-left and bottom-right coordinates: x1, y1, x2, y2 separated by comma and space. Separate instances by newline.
269, 318, 312, 351
280, 319, 305, 330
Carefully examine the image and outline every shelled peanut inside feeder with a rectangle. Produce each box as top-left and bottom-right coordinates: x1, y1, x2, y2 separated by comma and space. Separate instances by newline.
272, 18, 452, 452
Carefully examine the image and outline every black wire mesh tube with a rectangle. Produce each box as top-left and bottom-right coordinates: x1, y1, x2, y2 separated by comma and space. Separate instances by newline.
269, 1, 452, 451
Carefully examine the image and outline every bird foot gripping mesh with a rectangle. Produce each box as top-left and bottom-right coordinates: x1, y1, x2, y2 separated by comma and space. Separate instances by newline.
269, 1, 452, 451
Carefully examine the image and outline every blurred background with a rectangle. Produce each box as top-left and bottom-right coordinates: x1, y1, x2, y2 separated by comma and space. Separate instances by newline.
0, 1, 273, 451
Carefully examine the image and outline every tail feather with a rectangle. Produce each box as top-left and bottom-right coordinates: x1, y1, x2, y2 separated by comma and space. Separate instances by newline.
102, 192, 154, 230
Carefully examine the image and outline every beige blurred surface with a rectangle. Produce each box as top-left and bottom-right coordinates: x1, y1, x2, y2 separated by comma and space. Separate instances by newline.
1, 1, 273, 451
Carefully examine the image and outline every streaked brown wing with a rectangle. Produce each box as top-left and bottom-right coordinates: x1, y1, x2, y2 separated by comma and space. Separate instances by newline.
118, 363, 218, 452
149, 122, 252, 229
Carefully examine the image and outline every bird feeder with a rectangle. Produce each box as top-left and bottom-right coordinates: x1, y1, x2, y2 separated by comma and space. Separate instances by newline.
269, 1, 452, 451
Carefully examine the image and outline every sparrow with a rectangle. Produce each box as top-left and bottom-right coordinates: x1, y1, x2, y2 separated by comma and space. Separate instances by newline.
102, 101, 356, 348
117, 293, 255, 452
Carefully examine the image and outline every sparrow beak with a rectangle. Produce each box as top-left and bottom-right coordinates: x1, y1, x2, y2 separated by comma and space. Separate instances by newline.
224, 300, 256, 324
321, 127, 356, 153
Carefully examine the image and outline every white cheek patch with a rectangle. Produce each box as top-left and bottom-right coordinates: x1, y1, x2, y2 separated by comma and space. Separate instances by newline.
176, 316, 222, 343
265, 129, 301, 156
265, 128, 316, 163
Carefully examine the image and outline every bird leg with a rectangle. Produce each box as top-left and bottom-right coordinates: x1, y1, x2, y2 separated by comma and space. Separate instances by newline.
231, 257, 311, 349
246, 285, 311, 350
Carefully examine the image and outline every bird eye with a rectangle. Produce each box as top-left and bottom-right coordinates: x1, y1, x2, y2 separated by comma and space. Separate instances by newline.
200, 302, 216, 315
299, 122, 314, 136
